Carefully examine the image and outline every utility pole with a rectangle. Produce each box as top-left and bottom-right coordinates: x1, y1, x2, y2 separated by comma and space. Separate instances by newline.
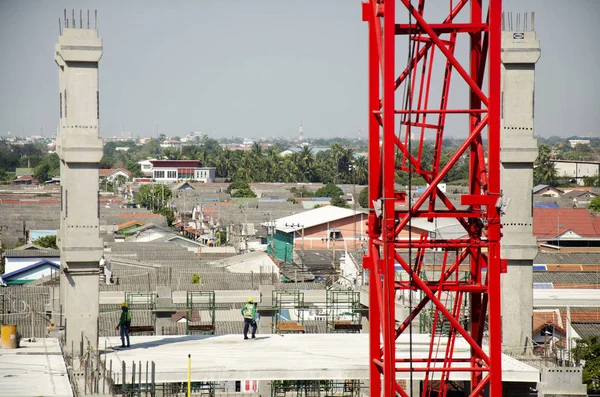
285, 223, 305, 282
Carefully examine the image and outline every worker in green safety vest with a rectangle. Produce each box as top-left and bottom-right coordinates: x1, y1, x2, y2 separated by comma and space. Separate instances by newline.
115, 302, 132, 347
241, 297, 257, 340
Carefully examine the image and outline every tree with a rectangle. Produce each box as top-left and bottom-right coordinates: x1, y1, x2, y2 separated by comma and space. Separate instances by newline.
315, 183, 344, 198
226, 180, 251, 194
159, 207, 176, 226
358, 187, 369, 208
289, 185, 314, 198
330, 195, 349, 208
589, 197, 600, 212
33, 235, 58, 249
231, 188, 256, 198
191, 274, 200, 284
136, 184, 172, 211
534, 144, 558, 186
573, 336, 600, 393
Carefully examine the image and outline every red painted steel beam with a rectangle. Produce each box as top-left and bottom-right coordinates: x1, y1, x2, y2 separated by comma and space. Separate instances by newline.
363, 0, 502, 395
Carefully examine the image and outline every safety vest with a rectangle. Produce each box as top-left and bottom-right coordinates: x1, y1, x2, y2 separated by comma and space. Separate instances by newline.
242, 303, 254, 319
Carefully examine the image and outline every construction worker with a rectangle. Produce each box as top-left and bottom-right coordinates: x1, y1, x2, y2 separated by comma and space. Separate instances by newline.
241, 297, 257, 340
115, 302, 132, 348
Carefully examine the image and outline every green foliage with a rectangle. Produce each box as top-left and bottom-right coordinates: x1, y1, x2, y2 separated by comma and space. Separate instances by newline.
33, 153, 60, 183
136, 184, 173, 211
0, 169, 11, 182
314, 183, 344, 198
191, 274, 200, 284
330, 195, 349, 208
159, 207, 176, 226
358, 187, 369, 208
584, 176, 600, 188
226, 180, 250, 194
286, 197, 298, 204
534, 144, 558, 186
289, 185, 314, 198
231, 188, 256, 198
33, 235, 58, 249
589, 197, 600, 212
573, 336, 600, 392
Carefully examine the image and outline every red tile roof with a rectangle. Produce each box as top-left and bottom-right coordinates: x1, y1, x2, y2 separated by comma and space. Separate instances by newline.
118, 219, 145, 230
533, 208, 600, 239
98, 168, 132, 177
150, 160, 201, 168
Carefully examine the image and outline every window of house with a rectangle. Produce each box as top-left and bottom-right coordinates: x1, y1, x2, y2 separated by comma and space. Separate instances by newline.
329, 229, 342, 240
167, 170, 177, 179
154, 170, 165, 179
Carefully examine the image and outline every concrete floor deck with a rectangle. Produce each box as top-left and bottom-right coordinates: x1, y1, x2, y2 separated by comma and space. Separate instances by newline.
100, 334, 540, 384
0, 338, 72, 397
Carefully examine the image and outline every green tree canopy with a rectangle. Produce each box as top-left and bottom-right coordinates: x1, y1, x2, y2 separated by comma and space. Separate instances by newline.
231, 188, 256, 198
534, 144, 558, 186
589, 197, 600, 212
573, 336, 600, 392
136, 184, 172, 211
226, 180, 251, 194
358, 187, 369, 208
315, 183, 344, 198
33, 235, 58, 249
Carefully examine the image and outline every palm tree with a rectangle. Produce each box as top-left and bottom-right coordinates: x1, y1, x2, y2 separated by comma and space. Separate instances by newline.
355, 156, 368, 185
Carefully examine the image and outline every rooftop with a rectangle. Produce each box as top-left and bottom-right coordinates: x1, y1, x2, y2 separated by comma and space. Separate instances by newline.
269, 206, 363, 233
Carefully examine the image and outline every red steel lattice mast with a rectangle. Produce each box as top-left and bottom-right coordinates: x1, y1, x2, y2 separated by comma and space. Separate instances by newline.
362, 1, 503, 396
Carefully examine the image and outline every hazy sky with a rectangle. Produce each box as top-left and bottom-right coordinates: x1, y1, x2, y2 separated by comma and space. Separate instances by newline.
0, 0, 598, 139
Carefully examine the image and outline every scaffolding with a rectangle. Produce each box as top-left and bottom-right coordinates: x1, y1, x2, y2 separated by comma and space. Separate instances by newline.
272, 380, 362, 397
325, 290, 362, 333
125, 291, 157, 335
272, 290, 305, 334
186, 291, 216, 335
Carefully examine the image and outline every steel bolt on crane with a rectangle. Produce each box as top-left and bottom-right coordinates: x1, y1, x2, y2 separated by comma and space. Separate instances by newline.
362, 0, 503, 396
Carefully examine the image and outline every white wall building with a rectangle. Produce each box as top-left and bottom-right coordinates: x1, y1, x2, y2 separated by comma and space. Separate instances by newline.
148, 160, 216, 183
551, 160, 600, 185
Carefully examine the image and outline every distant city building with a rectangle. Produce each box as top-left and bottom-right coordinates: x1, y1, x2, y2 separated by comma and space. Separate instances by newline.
568, 139, 591, 148
160, 139, 182, 149
149, 160, 215, 183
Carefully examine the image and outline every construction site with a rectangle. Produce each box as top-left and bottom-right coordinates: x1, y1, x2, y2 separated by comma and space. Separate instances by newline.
1, 1, 599, 397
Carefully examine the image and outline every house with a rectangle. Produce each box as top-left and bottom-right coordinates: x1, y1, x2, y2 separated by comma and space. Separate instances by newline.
13, 175, 38, 185
124, 223, 177, 242
533, 208, 600, 249
159, 139, 182, 149
98, 168, 132, 182
263, 206, 371, 262
138, 159, 156, 177
3, 249, 60, 276
560, 189, 598, 209
208, 251, 278, 274
172, 181, 195, 191
117, 220, 145, 234
551, 160, 600, 186
149, 160, 216, 183
533, 185, 563, 197
0, 260, 60, 285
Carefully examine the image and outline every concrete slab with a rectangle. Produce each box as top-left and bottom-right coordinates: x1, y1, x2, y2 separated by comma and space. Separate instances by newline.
0, 338, 73, 397
100, 334, 539, 384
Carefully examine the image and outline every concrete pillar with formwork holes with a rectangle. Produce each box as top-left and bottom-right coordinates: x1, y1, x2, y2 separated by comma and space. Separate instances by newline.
500, 11, 540, 351
55, 12, 104, 354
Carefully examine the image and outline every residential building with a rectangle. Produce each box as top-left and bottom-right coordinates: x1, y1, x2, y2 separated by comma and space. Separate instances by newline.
533, 208, 600, 250
568, 139, 591, 148
98, 168, 132, 182
138, 159, 156, 177
149, 160, 215, 183
264, 206, 374, 262
3, 248, 60, 274
0, 260, 60, 285
533, 184, 563, 197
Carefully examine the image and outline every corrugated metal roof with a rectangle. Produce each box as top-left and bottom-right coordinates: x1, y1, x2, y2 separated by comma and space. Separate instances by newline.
534, 252, 600, 266
533, 272, 600, 285
4, 249, 60, 257
572, 323, 600, 340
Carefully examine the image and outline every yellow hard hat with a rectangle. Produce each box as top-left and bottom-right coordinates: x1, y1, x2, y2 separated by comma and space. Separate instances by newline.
121, 302, 129, 307
248, 297, 254, 303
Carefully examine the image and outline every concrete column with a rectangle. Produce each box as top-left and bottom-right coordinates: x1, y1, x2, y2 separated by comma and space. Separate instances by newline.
500, 12, 540, 351
257, 380, 272, 397
156, 286, 173, 335
56, 25, 104, 354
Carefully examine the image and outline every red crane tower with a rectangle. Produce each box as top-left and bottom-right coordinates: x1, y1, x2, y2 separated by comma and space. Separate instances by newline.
362, 1, 503, 396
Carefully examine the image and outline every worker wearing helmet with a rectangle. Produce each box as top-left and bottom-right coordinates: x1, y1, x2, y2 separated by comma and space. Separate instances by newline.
241, 297, 257, 340
115, 302, 131, 348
